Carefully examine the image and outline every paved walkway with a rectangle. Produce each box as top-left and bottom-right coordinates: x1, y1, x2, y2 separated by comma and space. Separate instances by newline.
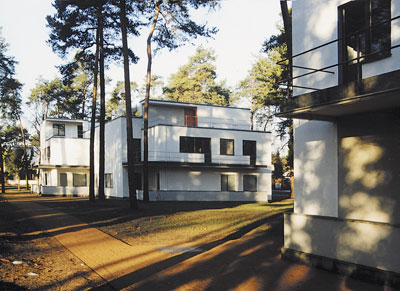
4, 193, 397, 290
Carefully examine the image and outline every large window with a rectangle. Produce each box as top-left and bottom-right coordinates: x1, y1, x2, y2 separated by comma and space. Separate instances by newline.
59, 173, 68, 187
132, 138, 141, 162
339, 0, 391, 83
53, 124, 65, 136
243, 175, 257, 192
180, 137, 211, 154
220, 139, 234, 155
243, 140, 256, 165
73, 173, 87, 187
77, 125, 83, 138
221, 174, 235, 191
105, 173, 113, 188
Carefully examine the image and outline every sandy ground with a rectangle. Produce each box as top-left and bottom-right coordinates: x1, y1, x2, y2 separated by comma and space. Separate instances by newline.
1, 192, 397, 291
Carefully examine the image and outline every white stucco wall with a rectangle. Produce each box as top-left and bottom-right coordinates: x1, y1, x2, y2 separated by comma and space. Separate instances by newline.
146, 101, 251, 130
292, 0, 400, 96
147, 125, 271, 166
294, 120, 338, 217
47, 138, 89, 166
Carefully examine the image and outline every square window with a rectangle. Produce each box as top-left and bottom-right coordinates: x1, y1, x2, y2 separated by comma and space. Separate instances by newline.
220, 139, 234, 155
243, 175, 257, 192
73, 173, 87, 187
53, 124, 65, 136
221, 174, 235, 191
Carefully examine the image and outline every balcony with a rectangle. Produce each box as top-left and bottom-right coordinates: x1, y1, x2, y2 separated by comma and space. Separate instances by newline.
128, 151, 269, 167
148, 116, 249, 130
40, 137, 89, 167
279, 14, 400, 120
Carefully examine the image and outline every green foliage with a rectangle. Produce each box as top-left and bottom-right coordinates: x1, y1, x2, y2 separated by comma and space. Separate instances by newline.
142, 1, 219, 53
0, 28, 22, 122
164, 47, 230, 105
4, 147, 32, 180
106, 80, 138, 120
29, 78, 83, 119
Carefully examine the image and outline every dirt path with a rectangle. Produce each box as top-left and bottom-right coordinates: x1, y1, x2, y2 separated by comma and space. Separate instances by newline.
1, 192, 397, 290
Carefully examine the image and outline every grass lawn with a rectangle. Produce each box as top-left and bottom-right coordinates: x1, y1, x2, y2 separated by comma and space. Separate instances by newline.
100, 200, 293, 246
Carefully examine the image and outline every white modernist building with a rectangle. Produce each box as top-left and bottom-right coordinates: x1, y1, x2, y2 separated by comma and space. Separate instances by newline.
280, 0, 400, 287
36, 99, 273, 201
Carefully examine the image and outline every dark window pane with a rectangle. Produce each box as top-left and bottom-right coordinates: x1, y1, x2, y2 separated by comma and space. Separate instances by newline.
243, 175, 257, 192
221, 174, 235, 191
370, 0, 391, 58
220, 139, 234, 155
77, 125, 83, 138
53, 124, 65, 136
59, 173, 67, 186
180, 136, 194, 153
73, 173, 87, 187
132, 139, 141, 162
195, 138, 211, 154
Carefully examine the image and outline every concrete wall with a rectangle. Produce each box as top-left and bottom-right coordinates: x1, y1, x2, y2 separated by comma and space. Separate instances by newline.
147, 125, 272, 166
154, 167, 271, 195
147, 101, 251, 130
137, 191, 270, 202
46, 138, 89, 166
41, 185, 89, 196
292, 0, 400, 96
284, 212, 400, 273
337, 110, 400, 224
294, 119, 338, 217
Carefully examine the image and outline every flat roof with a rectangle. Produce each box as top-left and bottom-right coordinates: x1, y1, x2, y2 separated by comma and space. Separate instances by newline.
139, 98, 251, 111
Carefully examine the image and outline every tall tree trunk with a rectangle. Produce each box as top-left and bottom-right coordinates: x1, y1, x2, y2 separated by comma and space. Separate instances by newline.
120, 0, 138, 209
18, 117, 29, 190
98, 9, 106, 200
280, 1, 294, 198
143, 1, 161, 202
0, 140, 5, 194
89, 19, 100, 202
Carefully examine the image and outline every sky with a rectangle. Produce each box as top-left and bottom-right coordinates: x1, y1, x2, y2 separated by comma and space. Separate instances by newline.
0, 0, 282, 117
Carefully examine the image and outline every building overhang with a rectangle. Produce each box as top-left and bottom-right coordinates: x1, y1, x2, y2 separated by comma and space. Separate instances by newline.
278, 69, 400, 121
123, 161, 268, 170
36, 164, 89, 169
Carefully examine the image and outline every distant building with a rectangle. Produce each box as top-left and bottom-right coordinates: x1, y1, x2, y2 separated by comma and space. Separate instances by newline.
34, 99, 273, 201
280, 0, 400, 286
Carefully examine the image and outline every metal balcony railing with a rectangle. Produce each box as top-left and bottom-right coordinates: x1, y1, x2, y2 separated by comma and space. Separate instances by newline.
278, 14, 400, 94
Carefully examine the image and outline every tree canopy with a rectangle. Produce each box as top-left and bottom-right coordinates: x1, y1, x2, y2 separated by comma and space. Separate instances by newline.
164, 47, 230, 105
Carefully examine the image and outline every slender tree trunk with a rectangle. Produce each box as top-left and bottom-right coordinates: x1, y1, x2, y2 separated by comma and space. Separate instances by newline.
89, 21, 100, 202
0, 140, 5, 194
18, 117, 29, 190
120, 0, 138, 209
143, 2, 161, 202
98, 9, 106, 200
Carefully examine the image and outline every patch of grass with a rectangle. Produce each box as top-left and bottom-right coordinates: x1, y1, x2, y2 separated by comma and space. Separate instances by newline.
101, 200, 293, 246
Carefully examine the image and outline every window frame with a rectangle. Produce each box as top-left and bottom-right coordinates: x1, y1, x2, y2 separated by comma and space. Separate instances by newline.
53, 124, 65, 137
59, 173, 68, 187
338, 0, 392, 84
105, 173, 113, 188
243, 175, 257, 192
77, 125, 83, 138
180, 136, 211, 154
221, 174, 236, 191
220, 139, 234, 156
73, 173, 87, 187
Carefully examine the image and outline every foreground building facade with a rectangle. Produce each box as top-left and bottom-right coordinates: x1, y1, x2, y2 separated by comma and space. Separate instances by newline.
35, 100, 273, 201
280, 0, 400, 286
